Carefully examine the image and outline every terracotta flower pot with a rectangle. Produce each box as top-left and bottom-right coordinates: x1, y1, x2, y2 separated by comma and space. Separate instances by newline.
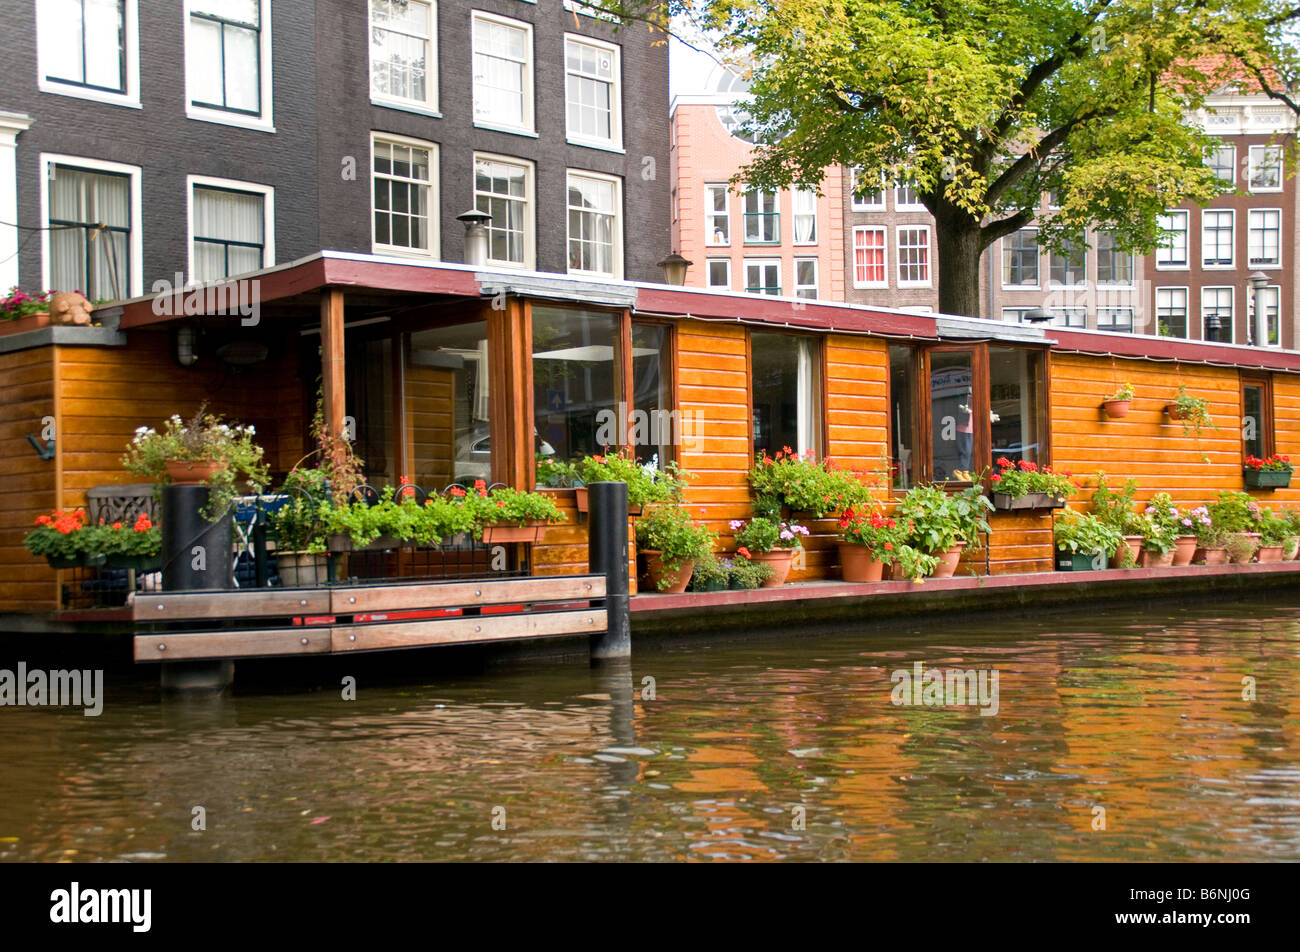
641, 550, 694, 594
165, 459, 225, 484
1114, 535, 1143, 568
1171, 535, 1198, 566
1102, 399, 1132, 419
930, 541, 966, 579
1139, 548, 1174, 568
1256, 544, 1285, 563
0, 312, 52, 335
750, 548, 795, 587
837, 542, 884, 583
1194, 546, 1228, 565
1287, 539, 1300, 561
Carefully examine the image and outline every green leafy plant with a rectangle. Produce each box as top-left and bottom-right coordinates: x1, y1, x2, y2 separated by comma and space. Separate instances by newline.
1223, 532, 1259, 564
1245, 453, 1293, 473
837, 505, 899, 552
1, 286, 55, 318
688, 551, 730, 591
947, 482, 994, 548
730, 515, 810, 553
635, 505, 718, 590
1186, 506, 1220, 548
895, 483, 982, 554
574, 451, 687, 506
536, 455, 579, 488
725, 555, 774, 590
97, 514, 161, 557
1206, 490, 1263, 534
1258, 510, 1293, 547
891, 543, 940, 582
1090, 472, 1143, 535
1053, 508, 1122, 557
1168, 385, 1215, 436
747, 449, 877, 517
990, 457, 1076, 499
466, 486, 566, 534
23, 508, 96, 561
1105, 382, 1135, 403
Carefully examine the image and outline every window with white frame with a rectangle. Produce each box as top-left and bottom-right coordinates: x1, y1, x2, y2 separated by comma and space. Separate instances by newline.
1248, 208, 1281, 268
1095, 231, 1132, 285
849, 168, 884, 210
1096, 307, 1134, 333
706, 258, 730, 289
705, 184, 730, 246
1049, 307, 1087, 328
42, 156, 141, 300
186, 0, 272, 128
1050, 238, 1086, 286
1202, 210, 1234, 266
566, 170, 621, 278
472, 13, 533, 133
852, 225, 886, 287
564, 35, 620, 149
1002, 228, 1038, 287
792, 189, 817, 244
794, 258, 818, 299
1247, 285, 1282, 347
1001, 307, 1033, 323
895, 183, 923, 210
189, 178, 272, 282
1155, 287, 1188, 338
371, 135, 438, 257
897, 227, 930, 285
37, 0, 139, 106
1201, 286, 1234, 342
369, 0, 437, 113
1248, 145, 1283, 192
742, 189, 779, 243
1206, 144, 1235, 184
744, 258, 780, 295
1156, 211, 1188, 268
474, 154, 533, 269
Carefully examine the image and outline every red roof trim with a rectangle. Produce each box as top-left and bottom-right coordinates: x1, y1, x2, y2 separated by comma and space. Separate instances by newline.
1049, 328, 1300, 373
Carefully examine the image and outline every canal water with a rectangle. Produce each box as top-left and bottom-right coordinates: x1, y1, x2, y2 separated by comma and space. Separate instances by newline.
2, 596, 1299, 862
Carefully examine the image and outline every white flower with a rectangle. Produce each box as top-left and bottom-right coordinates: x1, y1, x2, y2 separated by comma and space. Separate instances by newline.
169, 414, 182, 426
244, 425, 255, 436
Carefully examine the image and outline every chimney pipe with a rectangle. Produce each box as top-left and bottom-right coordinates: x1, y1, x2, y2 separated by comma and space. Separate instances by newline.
457, 209, 492, 268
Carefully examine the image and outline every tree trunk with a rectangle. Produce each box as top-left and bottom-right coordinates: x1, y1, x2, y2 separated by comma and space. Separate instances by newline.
933, 203, 986, 318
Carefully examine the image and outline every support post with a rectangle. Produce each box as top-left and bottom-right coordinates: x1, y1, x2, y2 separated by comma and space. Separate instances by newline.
320, 288, 346, 438
588, 480, 631, 660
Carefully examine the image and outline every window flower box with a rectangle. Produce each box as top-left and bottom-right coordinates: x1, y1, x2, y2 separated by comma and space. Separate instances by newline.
993, 491, 1067, 510
1243, 468, 1291, 489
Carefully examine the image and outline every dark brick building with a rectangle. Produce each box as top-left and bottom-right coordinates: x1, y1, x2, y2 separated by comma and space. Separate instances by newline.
0, 0, 671, 298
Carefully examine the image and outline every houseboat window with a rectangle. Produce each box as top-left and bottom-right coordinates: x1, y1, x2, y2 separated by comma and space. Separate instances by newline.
929, 350, 975, 481
888, 345, 917, 489
407, 322, 490, 489
532, 306, 621, 463
751, 332, 821, 458
346, 335, 395, 487
631, 323, 674, 465
989, 347, 1043, 467
1241, 376, 1273, 461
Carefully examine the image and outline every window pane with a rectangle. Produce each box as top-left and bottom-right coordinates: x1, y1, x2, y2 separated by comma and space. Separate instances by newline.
706, 259, 729, 288
1156, 288, 1188, 338
188, 17, 224, 106
532, 306, 620, 461
1050, 238, 1086, 285
990, 347, 1042, 467
889, 345, 916, 489
1243, 385, 1264, 459
408, 321, 490, 488
84, 0, 125, 90
631, 323, 672, 465
751, 332, 819, 457
929, 351, 974, 481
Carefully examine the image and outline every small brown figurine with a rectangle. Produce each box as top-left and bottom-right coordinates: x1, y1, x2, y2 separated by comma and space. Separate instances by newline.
49, 291, 94, 326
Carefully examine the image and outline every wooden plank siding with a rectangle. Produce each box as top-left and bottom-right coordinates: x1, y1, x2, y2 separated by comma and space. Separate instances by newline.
0, 346, 57, 610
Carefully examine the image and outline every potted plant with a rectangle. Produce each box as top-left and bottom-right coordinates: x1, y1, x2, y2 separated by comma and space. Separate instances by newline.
100, 513, 163, 572
1135, 494, 1182, 567
122, 405, 269, 519
635, 505, 717, 593
836, 505, 898, 583
1256, 510, 1291, 563
990, 457, 1075, 510
1223, 532, 1259, 565
1091, 473, 1143, 568
1187, 506, 1226, 564
725, 555, 774, 590
572, 451, 686, 516
1284, 509, 1300, 559
1165, 385, 1214, 433
1243, 454, 1293, 489
886, 543, 940, 583
747, 448, 876, 518
1102, 382, 1135, 419
896, 483, 990, 579
1206, 490, 1263, 540
730, 515, 810, 587
0, 286, 56, 334
466, 486, 565, 544
22, 508, 105, 569
1053, 509, 1122, 571
1141, 492, 1197, 565
687, 552, 730, 593
323, 484, 480, 552
536, 456, 579, 489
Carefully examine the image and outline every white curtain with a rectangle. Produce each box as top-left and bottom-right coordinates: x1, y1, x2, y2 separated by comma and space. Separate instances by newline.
793, 189, 816, 243
49, 165, 129, 298
796, 338, 815, 455
193, 186, 263, 282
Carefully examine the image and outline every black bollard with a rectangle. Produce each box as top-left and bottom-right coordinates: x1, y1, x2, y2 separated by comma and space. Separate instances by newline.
159, 483, 235, 691
587, 480, 631, 660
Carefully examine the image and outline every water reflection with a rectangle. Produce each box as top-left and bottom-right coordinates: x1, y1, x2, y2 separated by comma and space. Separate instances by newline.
2, 599, 1299, 861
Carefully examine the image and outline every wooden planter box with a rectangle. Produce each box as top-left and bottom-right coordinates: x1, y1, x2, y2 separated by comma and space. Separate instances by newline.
1243, 468, 1291, 489
326, 533, 473, 553
993, 491, 1066, 510
1055, 549, 1107, 572
480, 524, 544, 544
573, 486, 643, 518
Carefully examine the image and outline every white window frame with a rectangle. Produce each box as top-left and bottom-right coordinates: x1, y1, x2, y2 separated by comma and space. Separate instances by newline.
36, 0, 141, 109
850, 168, 885, 211
1155, 286, 1190, 339
743, 257, 781, 296
563, 33, 622, 152
1049, 239, 1088, 288
1155, 210, 1189, 270
793, 256, 818, 299
368, 0, 440, 117
895, 183, 924, 211
1248, 207, 1282, 269
38, 152, 143, 298
471, 11, 535, 136
742, 187, 779, 244
1001, 227, 1039, 289
1247, 284, 1283, 348
1096, 307, 1135, 333
1201, 286, 1235, 344
185, 174, 275, 285
896, 225, 931, 287
183, 0, 275, 133
473, 151, 535, 271
1001, 307, 1032, 323
705, 183, 730, 247
1049, 307, 1087, 328
369, 133, 440, 259
565, 168, 622, 280
791, 188, 817, 245
852, 225, 887, 289
1201, 208, 1235, 269
1248, 145, 1284, 193
1207, 144, 1235, 185
705, 257, 730, 290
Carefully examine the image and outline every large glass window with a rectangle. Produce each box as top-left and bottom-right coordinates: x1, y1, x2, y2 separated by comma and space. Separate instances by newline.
989, 347, 1043, 469
346, 334, 395, 487
744, 258, 780, 295
1247, 285, 1281, 347
1241, 375, 1273, 462
751, 332, 821, 457
897, 226, 930, 286
38, 0, 126, 94
372, 135, 438, 256
474, 154, 533, 269
532, 306, 621, 462
794, 258, 818, 299
1202, 287, 1234, 343
565, 35, 620, 149
407, 321, 490, 488
929, 350, 974, 482
472, 12, 533, 133
1249, 145, 1283, 192
850, 169, 884, 210
369, 0, 437, 112
1156, 211, 1188, 268
1097, 307, 1134, 333
566, 171, 621, 277
792, 188, 817, 244
1155, 287, 1189, 338
190, 181, 269, 282
1248, 209, 1281, 267
1050, 238, 1086, 286
1095, 231, 1132, 285
1002, 228, 1038, 286
1202, 210, 1234, 266
187, 0, 263, 115
742, 189, 779, 243
706, 258, 730, 289
48, 163, 131, 299
853, 226, 886, 287
705, 184, 730, 245
631, 323, 673, 465
888, 344, 916, 489
1207, 144, 1235, 184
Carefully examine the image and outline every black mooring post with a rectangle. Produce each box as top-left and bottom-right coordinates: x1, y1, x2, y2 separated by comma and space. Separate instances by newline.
158, 483, 235, 692
588, 480, 631, 660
